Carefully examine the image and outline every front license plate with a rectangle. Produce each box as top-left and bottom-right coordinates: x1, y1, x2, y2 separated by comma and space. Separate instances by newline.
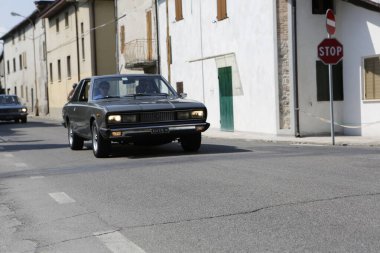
151, 128, 169, 134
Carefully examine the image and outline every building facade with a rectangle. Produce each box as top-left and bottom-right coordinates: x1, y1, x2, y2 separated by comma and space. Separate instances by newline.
41, 0, 117, 119
116, 0, 159, 74
157, 0, 380, 137
0, 2, 52, 115
296, 0, 380, 137
157, 0, 288, 135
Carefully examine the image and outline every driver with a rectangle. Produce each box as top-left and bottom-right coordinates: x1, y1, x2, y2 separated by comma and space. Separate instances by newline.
94, 81, 110, 100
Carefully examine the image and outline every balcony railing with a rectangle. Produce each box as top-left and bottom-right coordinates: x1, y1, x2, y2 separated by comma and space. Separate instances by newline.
123, 39, 157, 69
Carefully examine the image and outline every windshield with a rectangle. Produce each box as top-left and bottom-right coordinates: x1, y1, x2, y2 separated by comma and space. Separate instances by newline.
0, 96, 20, 105
92, 76, 177, 100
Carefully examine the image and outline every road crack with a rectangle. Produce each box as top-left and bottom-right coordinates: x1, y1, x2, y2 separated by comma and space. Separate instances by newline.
122, 191, 380, 229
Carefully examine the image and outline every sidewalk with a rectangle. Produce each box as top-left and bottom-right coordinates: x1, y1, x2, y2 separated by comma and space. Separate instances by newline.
203, 128, 380, 147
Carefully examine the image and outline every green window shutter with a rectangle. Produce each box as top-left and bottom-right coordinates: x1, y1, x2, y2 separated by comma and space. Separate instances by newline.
316, 61, 343, 101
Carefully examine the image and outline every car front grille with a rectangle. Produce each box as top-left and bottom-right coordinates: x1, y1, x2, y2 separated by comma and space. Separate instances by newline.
0, 109, 19, 114
140, 111, 175, 123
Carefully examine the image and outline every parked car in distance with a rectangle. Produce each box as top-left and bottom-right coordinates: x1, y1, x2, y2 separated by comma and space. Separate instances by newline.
0, 94, 28, 123
62, 74, 210, 158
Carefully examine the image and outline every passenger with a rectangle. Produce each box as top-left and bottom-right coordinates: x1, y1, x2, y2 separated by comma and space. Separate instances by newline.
136, 79, 157, 94
67, 83, 78, 101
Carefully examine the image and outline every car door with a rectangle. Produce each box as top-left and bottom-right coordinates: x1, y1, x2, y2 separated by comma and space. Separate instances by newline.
68, 79, 91, 138
75, 79, 92, 139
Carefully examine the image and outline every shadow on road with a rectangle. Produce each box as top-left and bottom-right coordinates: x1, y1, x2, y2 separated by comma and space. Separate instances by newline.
101, 142, 252, 159
1, 143, 68, 152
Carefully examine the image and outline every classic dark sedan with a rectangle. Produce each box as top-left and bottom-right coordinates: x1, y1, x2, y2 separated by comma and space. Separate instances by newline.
0, 95, 28, 123
62, 74, 210, 158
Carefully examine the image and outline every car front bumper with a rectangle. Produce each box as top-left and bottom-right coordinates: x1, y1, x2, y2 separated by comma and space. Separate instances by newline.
0, 112, 27, 121
100, 122, 210, 140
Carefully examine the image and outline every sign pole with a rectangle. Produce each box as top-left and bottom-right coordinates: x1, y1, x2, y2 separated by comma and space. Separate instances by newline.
328, 34, 335, 145
318, 9, 342, 145
326, 9, 336, 145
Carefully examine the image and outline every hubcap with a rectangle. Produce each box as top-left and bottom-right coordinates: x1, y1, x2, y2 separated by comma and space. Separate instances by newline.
92, 125, 98, 152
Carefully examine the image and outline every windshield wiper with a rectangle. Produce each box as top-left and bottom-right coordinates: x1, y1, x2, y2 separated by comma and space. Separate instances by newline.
97, 96, 120, 100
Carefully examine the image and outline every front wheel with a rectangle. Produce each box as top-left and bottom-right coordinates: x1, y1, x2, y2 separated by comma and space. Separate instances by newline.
91, 122, 110, 158
180, 133, 202, 152
68, 121, 84, 150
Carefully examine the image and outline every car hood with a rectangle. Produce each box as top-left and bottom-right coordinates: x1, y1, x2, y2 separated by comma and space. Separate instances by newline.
95, 97, 206, 113
0, 104, 24, 109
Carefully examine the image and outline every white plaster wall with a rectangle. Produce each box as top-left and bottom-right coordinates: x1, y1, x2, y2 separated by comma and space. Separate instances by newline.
296, 0, 344, 135
339, 1, 380, 137
158, 0, 279, 134
297, 0, 380, 136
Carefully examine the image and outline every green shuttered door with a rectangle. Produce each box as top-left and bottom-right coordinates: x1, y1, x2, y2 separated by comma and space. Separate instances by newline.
218, 67, 234, 131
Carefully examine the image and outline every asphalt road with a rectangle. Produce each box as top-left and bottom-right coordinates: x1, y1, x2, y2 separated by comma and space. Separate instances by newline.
0, 118, 380, 253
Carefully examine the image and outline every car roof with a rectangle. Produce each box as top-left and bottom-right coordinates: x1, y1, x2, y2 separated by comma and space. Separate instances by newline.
89, 74, 162, 80
0, 94, 17, 97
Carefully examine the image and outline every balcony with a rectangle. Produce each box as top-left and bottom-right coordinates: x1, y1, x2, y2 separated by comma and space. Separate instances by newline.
123, 39, 157, 69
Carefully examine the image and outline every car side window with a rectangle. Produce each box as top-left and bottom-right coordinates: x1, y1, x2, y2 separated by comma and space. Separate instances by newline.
79, 80, 90, 102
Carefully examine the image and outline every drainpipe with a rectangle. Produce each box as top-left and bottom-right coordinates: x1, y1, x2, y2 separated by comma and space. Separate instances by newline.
165, 0, 171, 83
73, 3, 81, 81
90, 0, 97, 75
155, 0, 161, 74
291, 0, 300, 137
199, 1, 205, 103
115, 0, 119, 73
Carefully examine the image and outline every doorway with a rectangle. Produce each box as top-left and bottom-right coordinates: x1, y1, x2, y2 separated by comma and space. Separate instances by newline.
218, 66, 234, 131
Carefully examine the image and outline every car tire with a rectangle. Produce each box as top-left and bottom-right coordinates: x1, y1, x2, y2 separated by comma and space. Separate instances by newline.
180, 133, 202, 152
68, 121, 84, 150
91, 122, 110, 158
21, 117, 27, 123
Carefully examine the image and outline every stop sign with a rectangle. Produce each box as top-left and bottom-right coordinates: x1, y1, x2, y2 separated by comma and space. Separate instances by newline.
318, 38, 343, 65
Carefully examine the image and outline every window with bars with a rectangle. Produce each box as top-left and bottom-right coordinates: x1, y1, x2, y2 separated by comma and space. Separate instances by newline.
175, 0, 183, 21
23, 52, 27, 69
176, 82, 184, 94
65, 12, 69, 27
364, 56, 380, 100
316, 60, 343, 101
19, 54, 22, 70
49, 63, 53, 83
67, 56, 71, 79
312, 0, 334, 14
56, 18, 60, 33
58, 59, 61, 81
217, 0, 228, 21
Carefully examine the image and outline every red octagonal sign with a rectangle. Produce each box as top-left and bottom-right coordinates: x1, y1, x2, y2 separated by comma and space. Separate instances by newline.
318, 38, 343, 65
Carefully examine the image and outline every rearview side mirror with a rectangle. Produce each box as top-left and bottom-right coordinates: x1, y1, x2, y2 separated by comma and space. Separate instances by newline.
180, 93, 187, 98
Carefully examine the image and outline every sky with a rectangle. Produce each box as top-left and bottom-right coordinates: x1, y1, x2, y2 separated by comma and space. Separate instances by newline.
0, 0, 36, 52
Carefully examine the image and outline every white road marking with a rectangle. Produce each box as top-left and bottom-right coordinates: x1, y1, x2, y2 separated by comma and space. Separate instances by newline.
3, 153, 14, 158
290, 143, 325, 147
94, 230, 146, 253
15, 162, 28, 167
30, 176, 45, 179
48, 192, 76, 204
